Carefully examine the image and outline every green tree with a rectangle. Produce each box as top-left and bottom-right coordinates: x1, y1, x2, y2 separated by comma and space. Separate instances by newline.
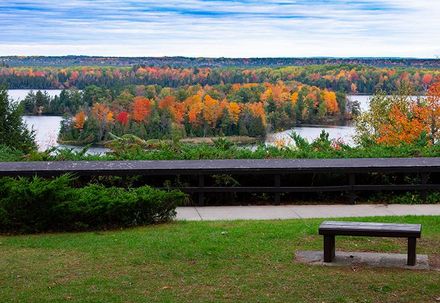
20, 90, 36, 114
34, 90, 50, 114
0, 86, 36, 152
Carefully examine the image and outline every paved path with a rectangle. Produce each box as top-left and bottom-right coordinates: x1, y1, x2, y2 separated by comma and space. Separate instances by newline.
176, 204, 440, 221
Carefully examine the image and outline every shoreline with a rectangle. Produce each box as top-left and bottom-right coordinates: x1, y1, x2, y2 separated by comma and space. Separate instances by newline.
58, 135, 261, 148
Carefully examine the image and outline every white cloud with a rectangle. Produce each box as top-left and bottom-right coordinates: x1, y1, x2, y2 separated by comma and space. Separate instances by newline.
0, 0, 439, 57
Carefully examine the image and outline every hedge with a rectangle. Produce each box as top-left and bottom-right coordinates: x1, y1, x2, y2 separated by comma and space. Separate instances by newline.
0, 175, 187, 233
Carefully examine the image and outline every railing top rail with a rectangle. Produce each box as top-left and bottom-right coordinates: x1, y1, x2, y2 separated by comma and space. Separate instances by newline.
0, 158, 440, 176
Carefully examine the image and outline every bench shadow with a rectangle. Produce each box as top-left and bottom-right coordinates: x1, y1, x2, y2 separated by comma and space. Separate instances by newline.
295, 250, 433, 270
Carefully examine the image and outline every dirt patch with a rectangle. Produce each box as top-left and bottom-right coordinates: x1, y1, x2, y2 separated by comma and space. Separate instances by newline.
429, 254, 440, 270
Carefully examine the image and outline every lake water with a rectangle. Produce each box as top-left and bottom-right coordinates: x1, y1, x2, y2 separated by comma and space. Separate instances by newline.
10, 89, 378, 152
8, 89, 64, 102
22, 115, 109, 154
265, 124, 356, 146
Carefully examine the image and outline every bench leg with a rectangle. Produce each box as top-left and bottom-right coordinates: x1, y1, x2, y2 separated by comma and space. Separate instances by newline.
323, 235, 335, 263
407, 237, 417, 266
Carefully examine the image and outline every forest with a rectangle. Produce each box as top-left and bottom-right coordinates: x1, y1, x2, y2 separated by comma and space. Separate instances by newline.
20, 81, 349, 144
1, 64, 439, 94
3, 62, 439, 145
2, 56, 440, 68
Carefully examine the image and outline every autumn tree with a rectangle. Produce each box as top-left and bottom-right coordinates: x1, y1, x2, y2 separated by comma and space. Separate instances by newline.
426, 81, 440, 143
132, 97, 151, 122
186, 95, 203, 126
91, 103, 113, 141
422, 74, 433, 88
116, 111, 129, 126
203, 95, 221, 128
115, 90, 135, 109
228, 102, 241, 124
376, 103, 428, 145
73, 111, 86, 129
355, 85, 429, 146
323, 90, 339, 114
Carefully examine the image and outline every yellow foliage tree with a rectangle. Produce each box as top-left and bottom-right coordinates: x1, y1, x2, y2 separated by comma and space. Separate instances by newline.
323, 90, 339, 114
228, 102, 241, 124
203, 95, 221, 127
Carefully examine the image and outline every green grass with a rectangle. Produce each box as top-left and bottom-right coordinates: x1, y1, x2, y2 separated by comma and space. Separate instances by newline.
1, 216, 440, 303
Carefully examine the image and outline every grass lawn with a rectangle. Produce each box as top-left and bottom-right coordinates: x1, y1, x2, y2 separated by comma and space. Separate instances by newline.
1, 216, 440, 303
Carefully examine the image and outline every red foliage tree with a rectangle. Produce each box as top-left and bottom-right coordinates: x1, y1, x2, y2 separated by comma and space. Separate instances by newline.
116, 111, 129, 125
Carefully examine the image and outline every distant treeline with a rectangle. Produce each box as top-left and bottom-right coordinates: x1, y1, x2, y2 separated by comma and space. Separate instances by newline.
1, 56, 440, 68
2, 64, 439, 93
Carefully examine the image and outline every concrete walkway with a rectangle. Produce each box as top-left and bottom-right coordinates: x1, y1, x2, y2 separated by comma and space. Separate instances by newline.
176, 204, 440, 221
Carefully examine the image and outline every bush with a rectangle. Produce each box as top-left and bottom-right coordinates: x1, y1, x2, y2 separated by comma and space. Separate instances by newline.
0, 175, 187, 233
0, 144, 24, 161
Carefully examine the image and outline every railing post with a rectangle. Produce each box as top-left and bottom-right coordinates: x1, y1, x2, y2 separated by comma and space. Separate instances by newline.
198, 175, 205, 206
420, 173, 429, 202
348, 173, 356, 204
274, 174, 281, 204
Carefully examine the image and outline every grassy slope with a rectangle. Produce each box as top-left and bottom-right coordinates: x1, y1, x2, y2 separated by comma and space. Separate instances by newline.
1, 216, 439, 303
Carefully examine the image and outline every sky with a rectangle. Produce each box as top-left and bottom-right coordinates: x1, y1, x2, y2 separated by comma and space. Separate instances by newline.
0, 0, 439, 58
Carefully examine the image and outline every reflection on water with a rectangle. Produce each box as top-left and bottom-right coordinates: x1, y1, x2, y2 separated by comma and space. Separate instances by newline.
23, 116, 62, 150
266, 124, 356, 147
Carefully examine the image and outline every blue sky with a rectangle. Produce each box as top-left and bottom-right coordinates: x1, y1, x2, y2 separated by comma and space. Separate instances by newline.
0, 0, 439, 57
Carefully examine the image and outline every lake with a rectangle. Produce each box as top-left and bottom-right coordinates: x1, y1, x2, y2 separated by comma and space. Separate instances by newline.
10, 89, 376, 152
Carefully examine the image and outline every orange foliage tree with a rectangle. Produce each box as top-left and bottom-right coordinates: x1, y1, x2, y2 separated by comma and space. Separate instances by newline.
371, 81, 440, 145
132, 97, 151, 122
91, 103, 113, 140
73, 111, 86, 129
376, 103, 428, 145
92, 103, 112, 122
185, 95, 203, 125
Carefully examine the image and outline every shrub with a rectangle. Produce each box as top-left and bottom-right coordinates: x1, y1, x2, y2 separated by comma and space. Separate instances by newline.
0, 175, 187, 233
0, 144, 24, 161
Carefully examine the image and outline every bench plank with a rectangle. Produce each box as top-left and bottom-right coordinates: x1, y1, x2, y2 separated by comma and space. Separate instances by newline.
319, 221, 421, 238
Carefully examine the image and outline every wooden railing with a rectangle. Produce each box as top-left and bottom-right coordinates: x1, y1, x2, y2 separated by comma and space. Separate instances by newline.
1, 158, 439, 205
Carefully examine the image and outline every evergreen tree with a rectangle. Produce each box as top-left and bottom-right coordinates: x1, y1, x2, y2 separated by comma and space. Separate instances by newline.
0, 86, 36, 152
249, 116, 265, 138
238, 118, 249, 136
20, 90, 36, 114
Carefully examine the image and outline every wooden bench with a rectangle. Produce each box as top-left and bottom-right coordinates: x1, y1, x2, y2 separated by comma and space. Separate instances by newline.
318, 221, 422, 266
